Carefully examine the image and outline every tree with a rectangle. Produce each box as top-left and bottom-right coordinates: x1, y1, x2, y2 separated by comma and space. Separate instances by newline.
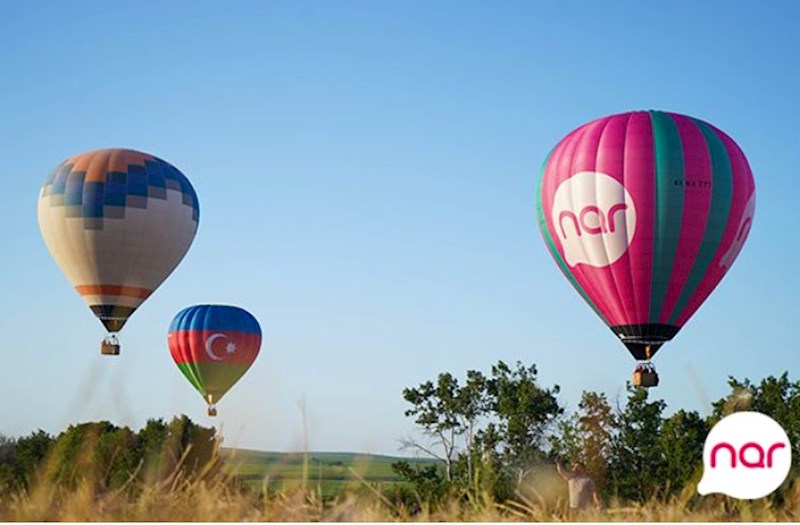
164, 414, 220, 478
136, 418, 169, 483
13, 429, 52, 486
487, 360, 562, 479
712, 373, 800, 464
607, 386, 667, 502
390, 460, 451, 511
552, 391, 614, 489
457, 370, 490, 491
403, 371, 486, 481
0, 434, 16, 490
659, 409, 707, 495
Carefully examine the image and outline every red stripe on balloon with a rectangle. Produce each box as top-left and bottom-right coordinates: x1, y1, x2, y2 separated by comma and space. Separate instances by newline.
621, 112, 656, 325
595, 113, 637, 325
75, 285, 152, 299
168, 330, 261, 366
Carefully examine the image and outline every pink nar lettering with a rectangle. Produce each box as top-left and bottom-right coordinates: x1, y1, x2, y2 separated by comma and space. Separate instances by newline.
558, 203, 628, 239
710, 441, 787, 468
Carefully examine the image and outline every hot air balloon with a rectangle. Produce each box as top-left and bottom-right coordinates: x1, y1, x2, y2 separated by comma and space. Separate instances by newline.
168, 305, 262, 416
537, 111, 755, 387
38, 148, 199, 355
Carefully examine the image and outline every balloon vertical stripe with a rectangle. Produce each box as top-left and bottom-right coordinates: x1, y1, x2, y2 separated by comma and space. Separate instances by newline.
648, 111, 685, 323
666, 119, 734, 324
675, 129, 754, 326
597, 114, 637, 324
622, 113, 656, 327
658, 115, 713, 324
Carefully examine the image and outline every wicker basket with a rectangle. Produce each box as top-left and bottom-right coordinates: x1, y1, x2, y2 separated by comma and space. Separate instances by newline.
633, 369, 659, 387
101, 340, 120, 355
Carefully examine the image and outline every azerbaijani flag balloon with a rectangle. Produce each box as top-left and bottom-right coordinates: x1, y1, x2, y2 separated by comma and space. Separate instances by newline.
168, 305, 262, 416
37, 148, 199, 355
537, 110, 755, 382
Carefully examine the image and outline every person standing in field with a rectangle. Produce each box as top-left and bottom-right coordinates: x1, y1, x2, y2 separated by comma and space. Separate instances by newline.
555, 457, 601, 514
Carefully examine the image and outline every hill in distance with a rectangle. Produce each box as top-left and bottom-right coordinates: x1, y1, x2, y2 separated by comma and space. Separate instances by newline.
221, 448, 439, 495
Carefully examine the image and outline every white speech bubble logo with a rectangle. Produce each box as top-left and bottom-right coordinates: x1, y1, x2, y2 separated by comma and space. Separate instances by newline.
719, 192, 755, 269
551, 172, 636, 268
698, 411, 791, 499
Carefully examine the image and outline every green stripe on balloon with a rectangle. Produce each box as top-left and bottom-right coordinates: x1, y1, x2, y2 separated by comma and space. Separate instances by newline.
536, 152, 609, 325
177, 361, 251, 401
177, 362, 205, 396
667, 119, 733, 325
648, 111, 685, 323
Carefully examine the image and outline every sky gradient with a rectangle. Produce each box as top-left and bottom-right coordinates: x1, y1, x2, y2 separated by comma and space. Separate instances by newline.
1, 0, 799, 455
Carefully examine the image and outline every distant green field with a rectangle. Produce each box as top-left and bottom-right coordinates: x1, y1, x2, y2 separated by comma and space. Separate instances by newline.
221, 449, 440, 497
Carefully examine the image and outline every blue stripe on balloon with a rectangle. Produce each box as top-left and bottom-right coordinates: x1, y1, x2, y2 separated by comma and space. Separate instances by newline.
82, 182, 105, 218
145, 160, 167, 188
169, 305, 261, 335
103, 182, 127, 206
64, 172, 85, 205
50, 165, 73, 196
41, 154, 200, 222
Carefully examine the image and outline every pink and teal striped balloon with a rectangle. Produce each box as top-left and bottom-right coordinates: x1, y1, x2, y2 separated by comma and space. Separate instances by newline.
537, 110, 755, 361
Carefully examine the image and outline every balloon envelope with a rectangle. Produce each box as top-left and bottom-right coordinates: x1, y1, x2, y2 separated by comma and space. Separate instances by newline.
168, 305, 262, 407
537, 110, 755, 360
38, 148, 199, 333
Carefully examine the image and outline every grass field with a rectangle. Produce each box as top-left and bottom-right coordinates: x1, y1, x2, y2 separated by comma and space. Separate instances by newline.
5, 446, 800, 521
221, 448, 437, 498
5, 443, 800, 521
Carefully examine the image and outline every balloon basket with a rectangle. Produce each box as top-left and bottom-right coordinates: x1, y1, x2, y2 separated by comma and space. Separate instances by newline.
101, 335, 120, 356
633, 362, 659, 388
207, 405, 218, 417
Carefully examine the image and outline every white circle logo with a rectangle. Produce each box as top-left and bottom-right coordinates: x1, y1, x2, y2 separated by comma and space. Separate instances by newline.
698, 412, 791, 499
551, 172, 636, 268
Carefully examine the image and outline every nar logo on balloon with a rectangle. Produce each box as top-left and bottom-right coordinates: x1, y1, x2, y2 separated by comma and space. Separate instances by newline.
698, 412, 791, 499
720, 192, 755, 269
551, 171, 636, 268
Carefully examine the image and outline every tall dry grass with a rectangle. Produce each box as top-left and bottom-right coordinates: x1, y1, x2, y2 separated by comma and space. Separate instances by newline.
3, 419, 800, 522
4, 458, 800, 522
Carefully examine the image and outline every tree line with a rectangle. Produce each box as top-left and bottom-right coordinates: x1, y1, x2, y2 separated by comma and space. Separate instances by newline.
0, 415, 218, 492
2, 364, 798, 512
392, 361, 800, 506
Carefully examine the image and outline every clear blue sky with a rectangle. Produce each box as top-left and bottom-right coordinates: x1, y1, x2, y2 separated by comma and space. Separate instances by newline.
1, 0, 799, 456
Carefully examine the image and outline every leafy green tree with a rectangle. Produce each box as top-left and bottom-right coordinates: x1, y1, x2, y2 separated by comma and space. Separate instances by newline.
13, 429, 52, 486
552, 391, 614, 490
659, 409, 707, 495
402, 372, 467, 481
607, 386, 667, 502
136, 418, 169, 482
46, 421, 120, 488
457, 370, 490, 491
712, 373, 800, 463
164, 414, 220, 478
0, 434, 16, 490
487, 360, 562, 479
469, 422, 515, 501
390, 460, 452, 511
